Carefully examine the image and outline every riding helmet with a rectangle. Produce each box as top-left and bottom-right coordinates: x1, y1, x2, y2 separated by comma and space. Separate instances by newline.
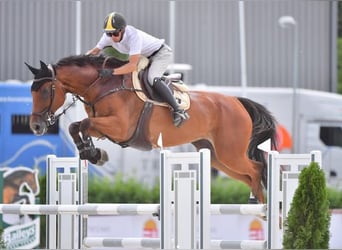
103, 12, 127, 32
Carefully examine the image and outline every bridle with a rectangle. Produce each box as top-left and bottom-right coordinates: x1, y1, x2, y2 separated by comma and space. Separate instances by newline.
31, 64, 77, 127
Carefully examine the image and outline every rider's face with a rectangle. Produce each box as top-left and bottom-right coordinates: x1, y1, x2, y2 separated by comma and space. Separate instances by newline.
106, 30, 122, 42
111, 30, 122, 42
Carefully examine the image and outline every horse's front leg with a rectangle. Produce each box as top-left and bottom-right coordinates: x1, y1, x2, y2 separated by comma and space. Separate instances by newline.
69, 120, 108, 165
69, 121, 87, 159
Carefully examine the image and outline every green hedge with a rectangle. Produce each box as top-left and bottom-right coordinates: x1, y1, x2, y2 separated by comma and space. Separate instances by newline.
83, 174, 342, 207
88, 173, 160, 203
87, 175, 252, 204
327, 187, 342, 209
39, 174, 342, 206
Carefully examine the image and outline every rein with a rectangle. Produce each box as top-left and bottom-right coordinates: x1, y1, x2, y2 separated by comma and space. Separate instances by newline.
75, 56, 143, 109
75, 70, 144, 116
91, 75, 143, 105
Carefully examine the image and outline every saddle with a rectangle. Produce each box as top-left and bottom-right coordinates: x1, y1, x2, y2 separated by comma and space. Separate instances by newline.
115, 57, 191, 151
132, 57, 190, 110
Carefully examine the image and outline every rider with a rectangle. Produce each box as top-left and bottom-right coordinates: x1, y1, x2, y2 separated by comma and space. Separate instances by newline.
86, 12, 189, 127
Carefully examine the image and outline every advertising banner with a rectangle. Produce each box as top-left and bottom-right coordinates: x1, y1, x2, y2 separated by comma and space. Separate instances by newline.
0, 167, 40, 249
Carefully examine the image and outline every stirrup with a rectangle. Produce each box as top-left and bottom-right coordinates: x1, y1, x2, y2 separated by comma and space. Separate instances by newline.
173, 110, 190, 127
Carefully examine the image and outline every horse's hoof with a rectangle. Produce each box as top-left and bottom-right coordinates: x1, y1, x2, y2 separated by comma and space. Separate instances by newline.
248, 197, 259, 204
95, 148, 108, 166
79, 152, 87, 160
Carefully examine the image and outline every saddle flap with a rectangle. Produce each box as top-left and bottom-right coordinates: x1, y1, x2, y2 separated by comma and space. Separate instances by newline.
132, 59, 190, 110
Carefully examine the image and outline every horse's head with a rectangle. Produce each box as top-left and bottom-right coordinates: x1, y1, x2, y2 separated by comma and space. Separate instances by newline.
25, 61, 66, 135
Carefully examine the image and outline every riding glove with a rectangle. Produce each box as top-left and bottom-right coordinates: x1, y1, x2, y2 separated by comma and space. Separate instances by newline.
98, 68, 113, 78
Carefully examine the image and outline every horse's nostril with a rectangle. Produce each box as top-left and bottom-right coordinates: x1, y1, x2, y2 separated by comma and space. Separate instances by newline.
30, 122, 43, 135
33, 123, 40, 131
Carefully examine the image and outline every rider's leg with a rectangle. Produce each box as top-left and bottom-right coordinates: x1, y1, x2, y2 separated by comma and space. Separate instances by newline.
148, 44, 189, 127
153, 77, 189, 127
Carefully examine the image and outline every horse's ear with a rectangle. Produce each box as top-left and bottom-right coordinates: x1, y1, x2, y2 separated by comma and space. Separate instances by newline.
25, 62, 40, 75
40, 60, 49, 72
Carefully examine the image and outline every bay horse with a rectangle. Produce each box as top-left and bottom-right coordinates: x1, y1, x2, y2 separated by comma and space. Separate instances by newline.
26, 55, 277, 203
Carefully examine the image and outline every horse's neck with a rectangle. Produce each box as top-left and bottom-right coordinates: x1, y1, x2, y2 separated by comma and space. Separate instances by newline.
58, 67, 101, 98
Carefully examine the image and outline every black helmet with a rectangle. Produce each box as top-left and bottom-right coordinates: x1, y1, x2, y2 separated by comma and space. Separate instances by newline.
103, 12, 127, 32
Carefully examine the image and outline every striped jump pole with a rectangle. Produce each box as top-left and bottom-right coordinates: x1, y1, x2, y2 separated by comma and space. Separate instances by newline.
0, 203, 265, 216
83, 237, 160, 249
0, 204, 160, 215
210, 204, 266, 217
83, 237, 266, 249
211, 240, 266, 249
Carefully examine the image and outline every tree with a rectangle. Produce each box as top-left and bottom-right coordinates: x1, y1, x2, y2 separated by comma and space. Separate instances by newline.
283, 162, 331, 249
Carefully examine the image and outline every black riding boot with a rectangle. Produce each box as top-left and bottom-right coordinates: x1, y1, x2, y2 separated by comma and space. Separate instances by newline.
153, 77, 189, 127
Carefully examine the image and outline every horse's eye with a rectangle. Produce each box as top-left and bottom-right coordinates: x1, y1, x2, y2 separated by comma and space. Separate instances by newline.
41, 86, 50, 99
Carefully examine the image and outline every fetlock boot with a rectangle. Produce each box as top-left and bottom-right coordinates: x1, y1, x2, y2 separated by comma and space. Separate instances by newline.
153, 77, 189, 127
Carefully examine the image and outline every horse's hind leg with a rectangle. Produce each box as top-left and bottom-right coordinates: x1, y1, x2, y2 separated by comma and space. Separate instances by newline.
210, 154, 264, 203
201, 138, 265, 202
219, 154, 265, 203
192, 140, 260, 202
69, 120, 108, 165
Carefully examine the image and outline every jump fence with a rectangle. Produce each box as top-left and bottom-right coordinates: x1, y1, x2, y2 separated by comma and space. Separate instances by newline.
0, 149, 322, 249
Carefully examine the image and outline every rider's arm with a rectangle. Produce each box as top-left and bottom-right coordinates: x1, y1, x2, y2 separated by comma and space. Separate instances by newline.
113, 54, 140, 75
86, 47, 101, 55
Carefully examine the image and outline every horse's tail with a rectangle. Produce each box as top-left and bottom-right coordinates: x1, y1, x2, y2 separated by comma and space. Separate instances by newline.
237, 97, 278, 189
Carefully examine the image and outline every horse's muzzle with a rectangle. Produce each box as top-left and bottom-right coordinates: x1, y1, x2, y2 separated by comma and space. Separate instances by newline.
30, 119, 48, 136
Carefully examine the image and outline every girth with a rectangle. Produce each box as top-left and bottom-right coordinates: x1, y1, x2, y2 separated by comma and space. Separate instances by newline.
117, 101, 153, 151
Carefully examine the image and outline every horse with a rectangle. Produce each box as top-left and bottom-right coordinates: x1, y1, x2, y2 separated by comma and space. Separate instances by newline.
3, 168, 40, 204
25, 55, 277, 203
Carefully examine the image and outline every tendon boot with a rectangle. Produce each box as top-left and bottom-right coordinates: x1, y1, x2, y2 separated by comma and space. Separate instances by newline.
153, 77, 189, 127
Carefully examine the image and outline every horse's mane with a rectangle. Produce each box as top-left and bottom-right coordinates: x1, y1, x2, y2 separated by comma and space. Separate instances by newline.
56, 55, 128, 69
